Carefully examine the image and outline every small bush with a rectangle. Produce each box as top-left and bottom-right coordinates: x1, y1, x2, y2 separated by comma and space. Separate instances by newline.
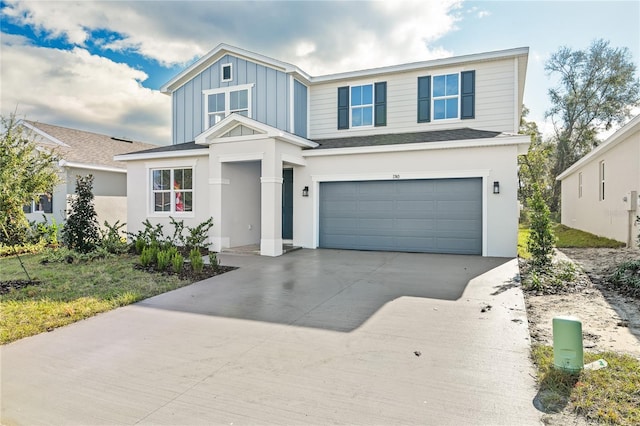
157, 250, 172, 271
0, 240, 47, 257
140, 246, 157, 267
100, 220, 129, 254
190, 248, 204, 273
610, 260, 640, 290
134, 238, 147, 255
209, 252, 219, 270
172, 253, 184, 273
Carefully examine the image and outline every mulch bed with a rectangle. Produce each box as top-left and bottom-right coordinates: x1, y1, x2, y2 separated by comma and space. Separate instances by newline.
0, 280, 42, 295
133, 264, 238, 282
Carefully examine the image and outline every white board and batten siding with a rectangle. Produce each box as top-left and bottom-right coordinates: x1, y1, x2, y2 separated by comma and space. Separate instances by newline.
172, 54, 308, 144
308, 57, 518, 140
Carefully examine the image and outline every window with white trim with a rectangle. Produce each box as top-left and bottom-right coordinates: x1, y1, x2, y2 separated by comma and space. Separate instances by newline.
578, 172, 583, 198
23, 193, 53, 214
599, 161, 605, 201
433, 73, 459, 120
203, 84, 253, 128
221, 63, 232, 82
350, 84, 373, 127
152, 168, 193, 213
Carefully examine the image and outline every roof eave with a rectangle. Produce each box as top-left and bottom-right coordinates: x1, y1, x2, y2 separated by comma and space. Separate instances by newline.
303, 134, 530, 157
557, 114, 640, 180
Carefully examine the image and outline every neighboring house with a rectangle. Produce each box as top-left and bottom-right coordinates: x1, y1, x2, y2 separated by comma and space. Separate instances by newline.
557, 115, 640, 247
21, 121, 157, 229
116, 43, 530, 257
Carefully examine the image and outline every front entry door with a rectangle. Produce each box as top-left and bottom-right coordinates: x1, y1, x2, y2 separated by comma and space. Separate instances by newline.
282, 169, 293, 239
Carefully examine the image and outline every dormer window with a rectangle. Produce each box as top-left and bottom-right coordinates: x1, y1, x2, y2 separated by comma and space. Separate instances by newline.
221, 63, 233, 82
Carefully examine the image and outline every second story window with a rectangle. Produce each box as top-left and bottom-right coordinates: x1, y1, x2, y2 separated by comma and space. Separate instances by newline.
337, 82, 386, 130
351, 84, 373, 127
417, 71, 475, 123
433, 74, 459, 120
203, 84, 253, 128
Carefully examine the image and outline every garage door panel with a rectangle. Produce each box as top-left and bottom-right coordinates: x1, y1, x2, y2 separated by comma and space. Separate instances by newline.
320, 179, 482, 255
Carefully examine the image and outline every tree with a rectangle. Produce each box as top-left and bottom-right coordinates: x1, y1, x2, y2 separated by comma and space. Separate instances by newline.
518, 106, 554, 208
62, 175, 100, 253
545, 39, 640, 212
527, 184, 556, 270
0, 113, 60, 245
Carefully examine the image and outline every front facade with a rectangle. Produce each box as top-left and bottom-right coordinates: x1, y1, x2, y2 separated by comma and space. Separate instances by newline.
117, 44, 530, 257
558, 115, 640, 246
21, 121, 157, 229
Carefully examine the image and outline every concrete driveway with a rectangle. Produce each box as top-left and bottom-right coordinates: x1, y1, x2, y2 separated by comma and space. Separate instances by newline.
1, 249, 542, 425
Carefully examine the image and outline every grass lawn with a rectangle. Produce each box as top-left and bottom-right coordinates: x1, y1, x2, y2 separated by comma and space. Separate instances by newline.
531, 345, 640, 425
518, 223, 626, 258
1, 252, 192, 344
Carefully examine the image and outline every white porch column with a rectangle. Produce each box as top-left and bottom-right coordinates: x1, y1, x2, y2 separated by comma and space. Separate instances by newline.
208, 149, 229, 252
260, 145, 283, 256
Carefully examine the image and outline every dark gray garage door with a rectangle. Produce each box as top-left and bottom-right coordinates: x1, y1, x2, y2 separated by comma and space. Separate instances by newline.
319, 178, 482, 255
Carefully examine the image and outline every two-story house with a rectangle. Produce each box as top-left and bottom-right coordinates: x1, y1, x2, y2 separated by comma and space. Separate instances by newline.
116, 44, 530, 257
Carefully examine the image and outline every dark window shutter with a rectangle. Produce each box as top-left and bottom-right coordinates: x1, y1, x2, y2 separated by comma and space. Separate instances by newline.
417, 76, 431, 123
23, 203, 32, 214
461, 70, 475, 119
337, 86, 349, 129
374, 82, 387, 127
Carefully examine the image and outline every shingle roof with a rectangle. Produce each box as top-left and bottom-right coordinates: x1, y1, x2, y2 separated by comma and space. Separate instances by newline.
24, 121, 159, 170
309, 128, 503, 150
125, 141, 208, 155
111, 127, 507, 158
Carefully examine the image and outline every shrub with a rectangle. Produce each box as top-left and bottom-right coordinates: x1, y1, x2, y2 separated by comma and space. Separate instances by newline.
62, 175, 100, 253
209, 252, 219, 270
189, 248, 204, 273
172, 253, 184, 274
100, 220, 128, 254
140, 246, 157, 267
157, 250, 172, 271
185, 217, 214, 253
610, 260, 640, 289
527, 184, 556, 270
31, 215, 60, 246
134, 238, 147, 255
128, 219, 169, 251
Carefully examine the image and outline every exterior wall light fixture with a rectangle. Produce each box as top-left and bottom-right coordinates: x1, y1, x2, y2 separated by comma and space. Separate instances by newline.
302, 186, 309, 197
493, 181, 500, 194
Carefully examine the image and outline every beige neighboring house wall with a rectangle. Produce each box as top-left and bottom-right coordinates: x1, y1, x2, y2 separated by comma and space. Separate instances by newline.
558, 115, 640, 246
21, 121, 158, 231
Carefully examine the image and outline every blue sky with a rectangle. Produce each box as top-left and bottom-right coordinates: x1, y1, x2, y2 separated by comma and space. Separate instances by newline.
1, 0, 638, 145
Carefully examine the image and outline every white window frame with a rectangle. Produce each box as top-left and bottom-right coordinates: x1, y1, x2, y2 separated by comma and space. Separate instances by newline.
149, 166, 195, 216
432, 72, 461, 121
221, 63, 233, 82
599, 161, 605, 201
349, 83, 374, 128
203, 84, 254, 129
578, 172, 583, 198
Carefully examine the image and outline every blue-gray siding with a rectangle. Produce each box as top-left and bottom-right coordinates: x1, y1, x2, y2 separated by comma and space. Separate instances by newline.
172, 54, 292, 144
319, 178, 482, 255
293, 80, 308, 138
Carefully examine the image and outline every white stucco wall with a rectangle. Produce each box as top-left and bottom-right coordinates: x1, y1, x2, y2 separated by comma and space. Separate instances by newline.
221, 161, 261, 246
125, 155, 211, 242
294, 142, 523, 257
560, 131, 639, 245
26, 168, 129, 231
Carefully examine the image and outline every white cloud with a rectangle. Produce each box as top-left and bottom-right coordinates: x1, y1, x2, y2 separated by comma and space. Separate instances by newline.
2, 0, 463, 73
0, 34, 171, 144
477, 10, 491, 18
1, 0, 465, 143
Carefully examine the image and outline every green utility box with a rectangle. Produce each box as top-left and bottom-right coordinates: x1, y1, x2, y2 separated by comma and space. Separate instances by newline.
552, 316, 583, 373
